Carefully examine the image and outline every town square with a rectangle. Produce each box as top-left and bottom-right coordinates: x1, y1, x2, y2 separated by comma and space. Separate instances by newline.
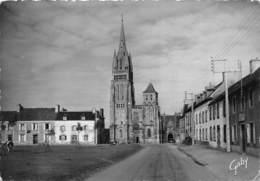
0, 0, 260, 181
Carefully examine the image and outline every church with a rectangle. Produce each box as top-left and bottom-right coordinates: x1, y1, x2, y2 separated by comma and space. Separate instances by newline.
110, 17, 161, 144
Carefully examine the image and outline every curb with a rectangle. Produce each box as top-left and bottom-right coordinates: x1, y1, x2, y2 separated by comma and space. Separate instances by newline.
177, 146, 208, 166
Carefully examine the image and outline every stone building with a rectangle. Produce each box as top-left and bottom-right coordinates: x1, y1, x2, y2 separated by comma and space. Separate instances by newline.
0, 104, 105, 145
110, 17, 160, 144
228, 66, 260, 157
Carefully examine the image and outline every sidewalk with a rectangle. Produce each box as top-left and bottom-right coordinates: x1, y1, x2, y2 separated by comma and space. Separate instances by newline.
178, 144, 260, 181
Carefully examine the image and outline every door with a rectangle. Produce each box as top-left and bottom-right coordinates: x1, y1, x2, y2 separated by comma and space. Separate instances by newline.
33, 134, 38, 144
241, 124, 246, 152
71, 135, 78, 144
217, 126, 220, 147
136, 137, 139, 144
8, 135, 13, 141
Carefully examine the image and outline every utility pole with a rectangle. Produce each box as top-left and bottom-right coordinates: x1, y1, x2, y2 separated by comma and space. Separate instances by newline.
210, 59, 241, 152
184, 91, 194, 145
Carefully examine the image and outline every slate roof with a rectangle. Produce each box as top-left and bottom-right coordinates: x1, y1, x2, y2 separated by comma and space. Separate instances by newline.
143, 83, 158, 93
18, 108, 57, 121
0, 111, 17, 121
57, 112, 95, 120
209, 67, 260, 105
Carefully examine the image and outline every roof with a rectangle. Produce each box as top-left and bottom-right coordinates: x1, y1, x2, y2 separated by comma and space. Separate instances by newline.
209, 67, 260, 105
57, 112, 95, 120
0, 111, 17, 121
143, 83, 158, 94
18, 108, 57, 121
229, 67, 260, 94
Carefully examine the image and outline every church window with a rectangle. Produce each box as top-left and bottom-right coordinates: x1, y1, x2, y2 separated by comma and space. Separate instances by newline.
147, 128, 151, 137
117, 85, 120, 100
120, 60, 122, 70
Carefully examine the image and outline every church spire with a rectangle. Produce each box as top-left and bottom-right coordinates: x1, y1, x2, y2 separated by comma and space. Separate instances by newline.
118, 14, 127, 56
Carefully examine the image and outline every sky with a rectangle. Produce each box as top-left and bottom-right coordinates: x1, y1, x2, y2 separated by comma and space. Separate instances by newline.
0, 1, 260, 127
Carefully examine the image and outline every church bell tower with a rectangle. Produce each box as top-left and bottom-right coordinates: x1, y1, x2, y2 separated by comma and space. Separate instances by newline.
110, 16, 135, 143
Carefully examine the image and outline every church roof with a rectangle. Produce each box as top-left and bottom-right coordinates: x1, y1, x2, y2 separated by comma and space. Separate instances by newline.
143, 83, 157, 94
118, 15, 127, 57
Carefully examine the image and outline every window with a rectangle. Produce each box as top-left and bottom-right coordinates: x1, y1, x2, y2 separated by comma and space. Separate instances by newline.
20, 134, 25, 142
196, 114, 198, 124
249, 89, 254, 107
84, 135, 88, 141
199, 113, 201, 124
234, 125, 237, 143
250, 123, 255, 144
32, 123, 38, 131
241, 96, 245, 111
45, 123, 50, 130
199, 129, 201, 141
209, 106, 212, 120
72, 125, 77, 131
60, 125, 66, 132
223, 100, 226, 117
20, 124, 25, 131
231, 125, 237, 143
213, 126, 216, 141
202, 111, 204, 123
63, 115, 67, 120
247, 123, 255, 144
147, 128, 151, 137
120, 129, 123, 138
232, 96, 237, 113
210, 126, 212, 141
71, 135, 78, 141
202, 128, 204, 140
223, 125, 226, 143
217, 102, 219, 119
150, 95, 153, 101
146, 95, 148, 101
84, 125, 88, 130
205, 110, 207, 122
205, 128, 208, 141
213, 104, 216, 120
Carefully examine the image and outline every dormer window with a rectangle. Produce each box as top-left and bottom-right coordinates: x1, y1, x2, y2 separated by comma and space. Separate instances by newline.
63, 115, 67, 120
81, 115, 85, 120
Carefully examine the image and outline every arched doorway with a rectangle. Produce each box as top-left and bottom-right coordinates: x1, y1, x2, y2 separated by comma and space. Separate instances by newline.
168, 133, 174, 143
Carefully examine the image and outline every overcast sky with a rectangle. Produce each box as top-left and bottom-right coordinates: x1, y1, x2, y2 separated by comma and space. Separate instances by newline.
0, 1, 260, 126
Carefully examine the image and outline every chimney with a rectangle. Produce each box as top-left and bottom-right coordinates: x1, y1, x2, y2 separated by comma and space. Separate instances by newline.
100, 108, 104, 117
55, 104, 60, 113
250, 58, 260, 74
17, 104, 23, 112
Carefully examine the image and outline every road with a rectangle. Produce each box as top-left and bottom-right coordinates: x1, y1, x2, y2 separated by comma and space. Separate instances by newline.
86, 144, 220, 181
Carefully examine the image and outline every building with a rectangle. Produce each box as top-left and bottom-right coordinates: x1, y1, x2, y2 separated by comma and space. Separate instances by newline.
194, 84, 215, 145
161, 114, 179, 143
183, 104, 193, 139
228, 67, 260, 157
0, 104, 105, 145
110, 17, 161, 144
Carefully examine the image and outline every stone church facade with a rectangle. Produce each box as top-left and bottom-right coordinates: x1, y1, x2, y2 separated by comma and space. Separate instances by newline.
110, 17, 160, 144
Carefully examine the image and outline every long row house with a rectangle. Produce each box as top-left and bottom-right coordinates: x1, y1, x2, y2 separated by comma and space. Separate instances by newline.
0, 104, 106, 145
177, 60, 260, 157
